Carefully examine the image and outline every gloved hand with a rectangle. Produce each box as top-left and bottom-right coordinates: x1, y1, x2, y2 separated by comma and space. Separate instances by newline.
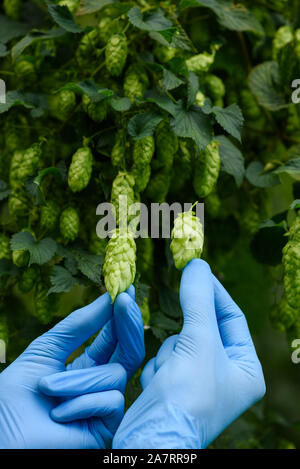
0, 287, 145, 449
113, 260, 266, 449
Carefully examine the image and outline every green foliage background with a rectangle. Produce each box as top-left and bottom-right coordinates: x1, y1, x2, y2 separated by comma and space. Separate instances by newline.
0, 0, 300, 449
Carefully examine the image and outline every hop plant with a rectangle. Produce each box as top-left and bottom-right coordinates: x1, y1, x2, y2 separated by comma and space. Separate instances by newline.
5, 114, 29, 153
58, 0, 80, 14
103, 228, 136, 303
17, 143, 42, 183
170, 206, 204, 271
60, 207, 80, 242
8, 191, 28, 219
270, 295, 298, 333
273, 25, 293, 59
111, 130, 126, 169
76, 29, 100, 70
146, 168, 171, 203
0, 234, 11, 260
282, 215, 300, 309
12, 228, 34, 268
186, 46, 218, 73
82, 95, 107, 123
124, 64, 148, 100
205, 74, 225, 100
10, 150, 24, 189
170, 140, 192, 194
40, 200, 60, 232
98, 17, 113, 43
50, 90, 76, 122
68, 146, 93, 193
34, 282, 56, 325
18, 266, 39, 293
153, 44, 177, 63
105, 34, 127, 77
14, 59, 36, 87
111, 171, 135, 226
3, 0, 21, 20
132, 136, 155, 193
153, 121, 178, 170
193, 141, 221, 199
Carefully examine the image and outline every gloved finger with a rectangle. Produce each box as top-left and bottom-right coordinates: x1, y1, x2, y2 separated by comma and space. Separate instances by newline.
39, 363, 127, 397
178, 259, 218, 345
29, 293, 112, 362
140, 358, 156, 390
51, 390, 125, 435
109, 293, 145, 380
87, 286, 135, 364
155, 335, 178, 370
213, 275, 256, 355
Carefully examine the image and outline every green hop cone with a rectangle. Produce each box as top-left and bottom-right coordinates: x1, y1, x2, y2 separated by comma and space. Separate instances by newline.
14, 59, 36, 87
132, 136, 155, 193
98, 17, 112, 43
50, 90, 76, 122
186, 46, 218, 73
195, 90, 206, 107
153, 122, 178, 170
124, 64, 148, 101
193, 141, 221, 199
282, 215, 300, 309
5, 114, 30, 153
146, 168, 171, 203
8, 190, 28, 219
58, 0, 80, 14
105, 34, 127, 77
10, 150, 24, 189
270, 295, 298, 333
82, 95, 107, 123
76, 29, 100, 70
111, 171, 135, 227
0, 234, 11, 260
111, 130, 126, 169
19, 265, 39, 293
68, 146, 93, 193
12, 228, 34, 268
153, 44, 177, 63
205, 74, 225, 100
60, 207, 80, 242
103, 228, 136, 303
34, 282, 56, 325
273, 25, 293, 59
4, 0, 21, 20
18, 143, 42, 183
40, 200, 60, 232
170, 206, 204, 271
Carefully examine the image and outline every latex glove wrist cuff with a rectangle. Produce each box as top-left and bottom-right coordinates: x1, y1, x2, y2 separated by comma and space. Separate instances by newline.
113, 402, 202, 449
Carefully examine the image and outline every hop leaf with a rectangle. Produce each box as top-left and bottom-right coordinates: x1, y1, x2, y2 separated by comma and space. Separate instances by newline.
170, 207, 204, 270
103, 228, 136, 303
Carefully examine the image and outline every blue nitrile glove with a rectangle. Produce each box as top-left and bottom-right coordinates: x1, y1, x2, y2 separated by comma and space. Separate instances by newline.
0, 287, 145, 449
113, 260, 266, 449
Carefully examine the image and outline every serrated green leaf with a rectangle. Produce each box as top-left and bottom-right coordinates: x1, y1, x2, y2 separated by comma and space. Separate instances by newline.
150, 27, 194, 52
187, 72, 199, 107
58, 79, 114, 102
145, 92, 178, 116
162, 69, 184, 91
46, 0, 83, 33
11, 28, 65, 61
215, 135, 245, 187
71, 248, 102, 284
274, 159, 300, 178
0, 15, 30, 44
77, 0, 114, 15
171, 103, 212, 150
248, 61, 287, 111
11, 232, 57, 266
0, 90, 35, 115
128, 112, 163, 140
110, 97, 132, 111
212, 104, 244, 142
49, 265, 78, 293
246, 161, 281, 188
128, 6, 172, 31
158, 27, 177, 44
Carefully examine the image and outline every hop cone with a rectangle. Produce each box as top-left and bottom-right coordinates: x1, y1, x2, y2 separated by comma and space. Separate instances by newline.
124, 64, 148, 100
76, 29, 100, 69
40, 200, 60, 231
0, 234, 11, 260
111, 171, 135, 227
205, 74, 225, 100
170, 208, 204, 270
132, 136, 155, 192
153, 122, 178, 170
68, 146, 93, 193
50, 90, 76, 122
140, 296, 150, 326
153, 44, 177, 63
82, 95, 107, 123
105, 34, 127, 77
34, 282, 55, 325
273, 25, 293, 59
60, 207, 80, 241
283, 215, 300, 309
19, 265, 39, 293
15, 59, 36, 86
4, 0, 21, 20
186, 48, 217, 73
5, 114, 29, 153
12, 250, 30, 268
103, 228, 136, 303
98, 17, 112, 43
270, 296, 298, 333
111, 130, 126, 169
18, 143, 41, 183
10, 150, 24, 189
193, 141, 221, 199
8, 191, 28, 219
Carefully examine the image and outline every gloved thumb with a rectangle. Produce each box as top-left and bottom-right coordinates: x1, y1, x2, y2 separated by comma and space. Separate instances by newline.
178, 259, 218, 347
